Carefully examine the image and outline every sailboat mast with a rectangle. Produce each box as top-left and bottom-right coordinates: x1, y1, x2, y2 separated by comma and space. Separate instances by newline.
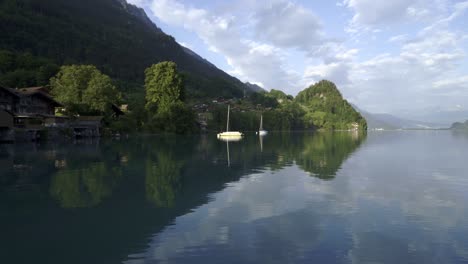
227, 141, 230, 167
226, 105, 230, 132
260, 115, 263, 130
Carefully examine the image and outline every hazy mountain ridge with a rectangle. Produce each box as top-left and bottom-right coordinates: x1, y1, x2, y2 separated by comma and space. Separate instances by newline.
352, 104, 447, 129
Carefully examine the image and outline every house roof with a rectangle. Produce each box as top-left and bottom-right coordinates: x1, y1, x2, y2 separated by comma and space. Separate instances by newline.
0, 85, 20, 98
38, 114, 70, 119
10, 86, 63, 107
14, 86, 50, 95
111, 104, 125, 115
0, 108, 15, 116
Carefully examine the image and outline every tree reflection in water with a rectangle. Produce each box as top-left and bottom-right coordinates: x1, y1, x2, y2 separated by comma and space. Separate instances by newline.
145, 152, 184, 208
295, 131, 365, 180
50, 162, 122, 208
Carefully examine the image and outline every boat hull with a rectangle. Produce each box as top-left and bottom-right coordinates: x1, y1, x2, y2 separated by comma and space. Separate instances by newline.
257, 130, 268, 136
217, 131, 243, 142
217, 131, 243, 138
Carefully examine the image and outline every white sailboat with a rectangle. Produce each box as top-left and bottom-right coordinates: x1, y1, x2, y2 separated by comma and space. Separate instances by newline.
256, 114, 268, 136
217, 105, 243, 140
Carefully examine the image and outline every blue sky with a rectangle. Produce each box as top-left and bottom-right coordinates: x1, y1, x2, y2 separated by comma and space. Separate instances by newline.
127, 0, 468, 122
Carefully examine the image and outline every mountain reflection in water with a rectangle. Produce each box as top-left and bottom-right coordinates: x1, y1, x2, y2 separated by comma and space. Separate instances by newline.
5, 131, 467, 263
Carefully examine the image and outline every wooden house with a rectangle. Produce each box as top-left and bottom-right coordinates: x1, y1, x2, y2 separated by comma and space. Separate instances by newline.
0, 85, 19, 112
13, 87, 62, 116
72, 116, 103, 137
3, 86, 65, 129
0, 109, 15, 141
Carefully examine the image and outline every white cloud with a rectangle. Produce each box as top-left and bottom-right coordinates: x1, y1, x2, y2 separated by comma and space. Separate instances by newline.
304, 62, 352, 87
347, 28, 467, 114
179, 42, 193, 50
147, 0, 299, 91
252, 1, 325, 54
337, 0, 468, 116
433, 75, 468, 89
344, 0, 413, 26
343, 0, 451, 33
126, 0, 146, 6
388, 34, 409, 43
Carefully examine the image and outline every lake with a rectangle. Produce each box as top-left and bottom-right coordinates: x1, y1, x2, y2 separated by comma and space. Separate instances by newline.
1, 131, 468, 264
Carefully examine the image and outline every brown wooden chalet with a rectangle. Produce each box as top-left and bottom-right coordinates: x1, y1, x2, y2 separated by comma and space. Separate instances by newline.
0, 85, 64, 130
0, 84, 19, 112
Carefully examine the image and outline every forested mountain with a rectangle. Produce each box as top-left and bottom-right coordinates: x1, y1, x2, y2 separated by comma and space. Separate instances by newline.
0, 0, 249, 98
296, 80, 367, 130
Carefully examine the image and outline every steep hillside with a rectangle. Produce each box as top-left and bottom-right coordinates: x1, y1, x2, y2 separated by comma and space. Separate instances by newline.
296, 80, 367, 130
0, 0, 248, 98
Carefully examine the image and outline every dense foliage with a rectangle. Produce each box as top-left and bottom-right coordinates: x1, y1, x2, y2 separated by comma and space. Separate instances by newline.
144, 62, 197, 134
0, 49, 59, 87
208, 80, 367, 132
50, 65, 121, 116
145, 62, 184, 113
296, 80, 367, 130
0, 0, 247, 98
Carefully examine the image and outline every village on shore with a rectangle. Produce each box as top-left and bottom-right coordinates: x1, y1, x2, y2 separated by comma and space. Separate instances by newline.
0, 85, 126, 142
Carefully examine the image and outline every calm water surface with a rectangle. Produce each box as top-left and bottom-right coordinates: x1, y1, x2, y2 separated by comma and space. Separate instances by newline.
1, 131, 468, 264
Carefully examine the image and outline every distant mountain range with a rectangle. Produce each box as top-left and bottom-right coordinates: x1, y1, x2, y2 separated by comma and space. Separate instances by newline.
0, 0, 256, 98
406, 110, 468, 126
352, 105, 447, 130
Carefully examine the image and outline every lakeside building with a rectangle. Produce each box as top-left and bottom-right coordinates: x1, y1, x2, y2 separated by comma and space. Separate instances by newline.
0, 85, 116, 142
0, 85, 64, 141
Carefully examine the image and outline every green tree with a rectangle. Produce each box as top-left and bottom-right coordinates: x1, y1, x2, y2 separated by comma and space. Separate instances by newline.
0, 49, 15, 73
145, 61, 184, 114
296, 80, 367, 130
50, 65, 121, 115
144, 62, 196, 133
0, 49, 59, 87
35, 63, 59, 85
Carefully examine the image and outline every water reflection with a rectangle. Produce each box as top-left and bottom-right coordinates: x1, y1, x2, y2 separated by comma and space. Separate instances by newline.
130, 131, 468, 264
0, 132, 366, 207
146, 151, 184, 208
0, 132, 369, 264
50, 162, 122, 208
296, 131, 365, 180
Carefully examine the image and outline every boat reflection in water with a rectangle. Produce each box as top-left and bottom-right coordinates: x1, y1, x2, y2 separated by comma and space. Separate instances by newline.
217, 134, 242, 167
256, 114, 268, 136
